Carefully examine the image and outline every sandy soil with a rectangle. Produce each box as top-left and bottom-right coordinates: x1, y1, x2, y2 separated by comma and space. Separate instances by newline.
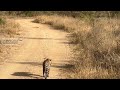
0, 18, 72, 79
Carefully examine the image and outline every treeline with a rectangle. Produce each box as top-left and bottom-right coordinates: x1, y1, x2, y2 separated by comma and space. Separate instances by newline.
0, 11, 120, 18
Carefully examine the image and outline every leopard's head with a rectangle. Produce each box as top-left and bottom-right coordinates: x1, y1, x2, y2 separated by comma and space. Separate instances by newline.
47, 58, 52, 65
44, 58, 52, 63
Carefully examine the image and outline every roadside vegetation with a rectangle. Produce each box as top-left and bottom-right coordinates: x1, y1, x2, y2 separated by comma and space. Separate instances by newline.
0, 16, 20, 62
32, 11, 120, 79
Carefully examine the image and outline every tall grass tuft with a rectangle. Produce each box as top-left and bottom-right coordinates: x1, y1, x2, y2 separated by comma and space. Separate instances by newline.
0, 17, 20, 37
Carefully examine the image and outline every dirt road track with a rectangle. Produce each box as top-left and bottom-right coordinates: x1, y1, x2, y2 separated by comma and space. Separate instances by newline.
0, 18, 72, 79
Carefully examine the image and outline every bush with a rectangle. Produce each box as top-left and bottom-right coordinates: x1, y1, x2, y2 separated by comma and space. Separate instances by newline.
0, 18, 6, 25
0, 18, 20, 37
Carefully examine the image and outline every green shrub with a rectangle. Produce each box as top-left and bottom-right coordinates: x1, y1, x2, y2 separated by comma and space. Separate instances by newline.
0, 18, 6, 25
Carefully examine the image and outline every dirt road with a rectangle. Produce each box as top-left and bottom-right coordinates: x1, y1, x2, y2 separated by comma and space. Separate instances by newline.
0, 18, 72, 79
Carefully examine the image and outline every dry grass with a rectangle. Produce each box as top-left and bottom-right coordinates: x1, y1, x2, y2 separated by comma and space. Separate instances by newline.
33, 15, 91, 32
34, 15, 120, 79
0, 17, 20, 37
0, 16, 20, 62
69, 18, 120, 79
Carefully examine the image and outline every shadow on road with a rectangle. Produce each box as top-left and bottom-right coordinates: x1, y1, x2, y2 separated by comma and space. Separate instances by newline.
21, 37, 53, 40
20, 36, 67, 41
9, 61, 74, 69
11, 72, 43, 79
19, 36, 74, 45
